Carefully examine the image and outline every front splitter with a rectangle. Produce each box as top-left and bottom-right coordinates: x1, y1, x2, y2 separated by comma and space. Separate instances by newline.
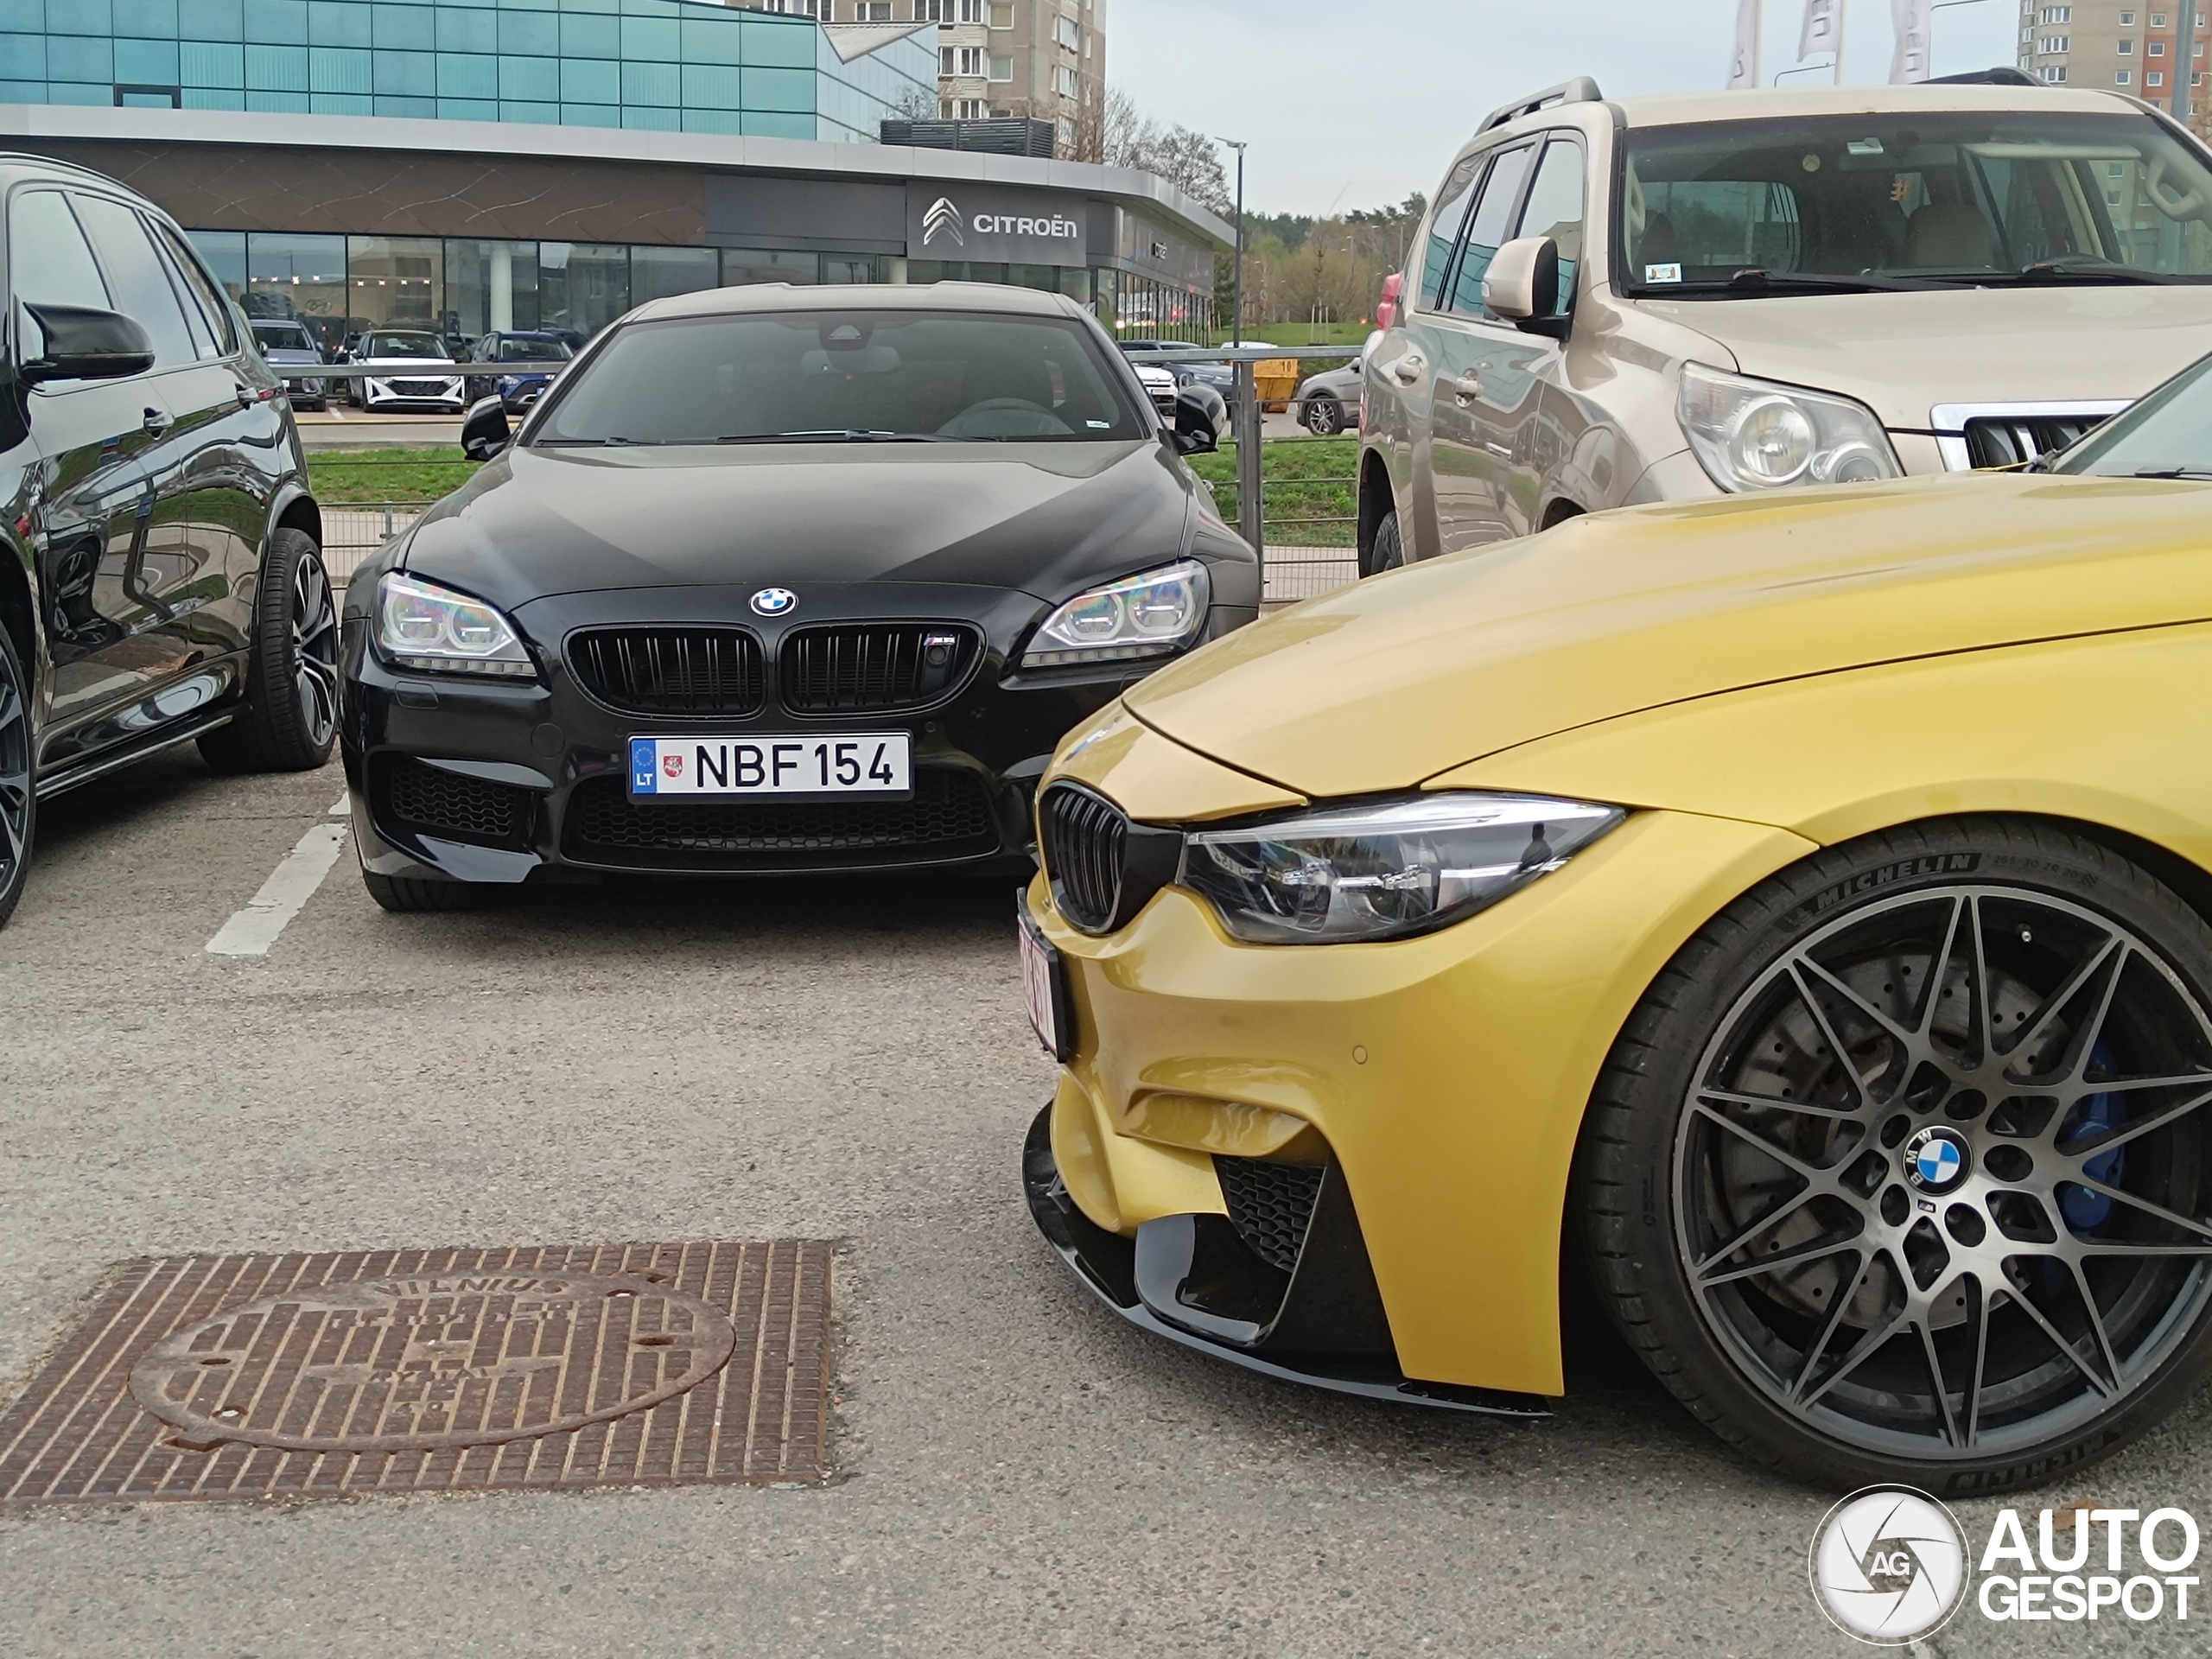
1021, 1105, 1548, 1419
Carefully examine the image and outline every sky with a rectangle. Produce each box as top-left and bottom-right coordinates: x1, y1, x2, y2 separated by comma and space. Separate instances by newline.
1110, 0, 2022, 215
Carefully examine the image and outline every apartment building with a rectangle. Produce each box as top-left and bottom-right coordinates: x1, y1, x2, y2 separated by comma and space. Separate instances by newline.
2018, 2, 2204, 112
736, 1, 1106, 156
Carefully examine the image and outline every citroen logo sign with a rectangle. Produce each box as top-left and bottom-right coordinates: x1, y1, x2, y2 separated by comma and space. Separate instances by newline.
922, 195, 965, 247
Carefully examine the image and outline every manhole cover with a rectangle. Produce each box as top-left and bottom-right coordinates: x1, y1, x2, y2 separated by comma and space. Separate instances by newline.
0, 1243, 830, 1504
131, 1270, 738, 1453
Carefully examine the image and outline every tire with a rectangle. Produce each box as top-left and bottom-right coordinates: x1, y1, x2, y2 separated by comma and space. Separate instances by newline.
361, 869, 501, 913
1576, 816, 2212, 1494
199, 527, 340, 775
1302, 395, 1344, 436
1365, 509, 1406, 577
0, 621, 36, 930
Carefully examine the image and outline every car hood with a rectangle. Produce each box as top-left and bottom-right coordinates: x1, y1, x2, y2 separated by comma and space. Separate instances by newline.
257, 348, 322, 365
398, 439, 1197, 610
1122, 471, 2212, 799
363, 357, 460, 372
1635, 285, 2212, 429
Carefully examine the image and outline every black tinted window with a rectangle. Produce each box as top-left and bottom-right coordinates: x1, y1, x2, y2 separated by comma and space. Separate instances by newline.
1448, 144, 1536, 315
536, 310, 1144, 445
156, 222, 237, 355
11, 189, 111, 312
254, 322, 315, 352
365, 333, 450, 359
73, 194, 196, 369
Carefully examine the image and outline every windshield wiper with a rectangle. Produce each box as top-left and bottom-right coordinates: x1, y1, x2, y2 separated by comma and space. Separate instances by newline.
534, 435, 637, 447
2006, 257, 2194, 286
2129, 465, 2212, 478
715, 429, 952, 444
1649, 268, 1943, 296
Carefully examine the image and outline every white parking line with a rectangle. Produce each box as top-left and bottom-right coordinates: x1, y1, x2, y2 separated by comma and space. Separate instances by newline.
206, 821, 350, 957
329, 790, 350, 816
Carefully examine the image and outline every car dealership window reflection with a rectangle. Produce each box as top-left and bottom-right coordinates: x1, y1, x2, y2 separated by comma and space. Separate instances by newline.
188, 232, 1200, 348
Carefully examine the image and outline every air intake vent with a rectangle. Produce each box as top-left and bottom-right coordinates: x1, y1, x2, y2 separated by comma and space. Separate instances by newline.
378, 756, 533, 849
568, 627, 766, 716
778, 623, 982, 715
563, 769, 998, 870
1214, 1158, 1326, 1275
1039, 783, 1126, 933
1962, 412, 2111, 469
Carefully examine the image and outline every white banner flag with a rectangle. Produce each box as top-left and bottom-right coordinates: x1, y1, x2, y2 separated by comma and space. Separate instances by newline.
1891, 0, 1935, 82
1727, 0, 1763, 88
1800, 0, 1841, 60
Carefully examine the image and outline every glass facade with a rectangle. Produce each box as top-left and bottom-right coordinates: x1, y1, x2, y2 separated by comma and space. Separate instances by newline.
185, 230, 1129, 346
0, 0, 934, 142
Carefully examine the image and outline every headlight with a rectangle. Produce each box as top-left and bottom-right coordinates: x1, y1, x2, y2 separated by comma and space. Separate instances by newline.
1022, 559, 1210, 668
1678, 363, 1900, 493
1182, 792, 1625, 944
375, 572, 536, 677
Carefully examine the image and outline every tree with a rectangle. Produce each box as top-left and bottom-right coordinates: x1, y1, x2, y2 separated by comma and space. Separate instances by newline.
1099, 88, 1231, 213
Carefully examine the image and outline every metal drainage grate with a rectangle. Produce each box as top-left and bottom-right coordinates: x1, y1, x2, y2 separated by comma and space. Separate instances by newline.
0, 1242, 831, 1504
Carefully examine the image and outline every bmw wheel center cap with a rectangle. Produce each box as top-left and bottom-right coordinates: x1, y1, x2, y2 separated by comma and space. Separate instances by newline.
751, 587, 797, 617
1903, 1126, 1971, 1195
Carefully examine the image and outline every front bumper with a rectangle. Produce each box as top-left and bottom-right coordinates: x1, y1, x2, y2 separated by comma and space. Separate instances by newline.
340, 582, 1252, 886
1022, 785, 1811, 1398
1023, 1103, 1546, 1417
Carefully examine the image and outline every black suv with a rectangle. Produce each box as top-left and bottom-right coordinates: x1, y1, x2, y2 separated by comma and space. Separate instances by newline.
0, 155, 337, 926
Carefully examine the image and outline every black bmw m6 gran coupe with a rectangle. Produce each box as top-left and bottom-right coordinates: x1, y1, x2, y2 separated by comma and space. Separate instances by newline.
339, 281, 1248, 911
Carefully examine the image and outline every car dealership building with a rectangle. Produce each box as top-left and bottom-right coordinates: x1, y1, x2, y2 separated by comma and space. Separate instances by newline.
0, 6, 1225, 346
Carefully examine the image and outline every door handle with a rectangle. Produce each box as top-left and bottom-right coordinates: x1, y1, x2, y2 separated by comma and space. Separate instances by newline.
1390, 353, 1425, 385
1450, 374, 1483, 402
141, 406, 172, 437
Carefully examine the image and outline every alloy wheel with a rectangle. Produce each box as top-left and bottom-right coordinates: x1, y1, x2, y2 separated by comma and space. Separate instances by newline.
1674, 884, 2212, 1461
291, 552, 340, 749
0, 636, 29, 893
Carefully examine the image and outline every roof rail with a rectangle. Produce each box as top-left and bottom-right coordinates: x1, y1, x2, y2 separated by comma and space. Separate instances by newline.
1928, 66, 2042, 86
1478, 76, 1604, 135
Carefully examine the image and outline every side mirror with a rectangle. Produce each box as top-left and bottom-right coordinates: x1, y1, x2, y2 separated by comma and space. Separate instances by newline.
461, 395, 512, 461
20, 304, 155, 384
1170, 385, 1226, 455
1483, 237, 1570, 340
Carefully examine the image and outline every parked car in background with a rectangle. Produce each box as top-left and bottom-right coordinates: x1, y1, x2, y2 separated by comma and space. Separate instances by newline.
1358, 76, 2212, 574
463, 329, 573, 413
1292, 351, 1364, 435
249, 318, 328, 410
341, 283, 1246, 912
0, 153, 338, 927
339, 329, 466, 413
1119, 339, 1235, 399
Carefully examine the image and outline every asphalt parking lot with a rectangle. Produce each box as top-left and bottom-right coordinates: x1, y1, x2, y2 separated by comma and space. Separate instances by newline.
2, 751, 2204, 1657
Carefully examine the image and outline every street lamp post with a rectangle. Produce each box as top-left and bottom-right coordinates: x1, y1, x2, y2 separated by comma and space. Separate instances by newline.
1217, 137, 1246, 346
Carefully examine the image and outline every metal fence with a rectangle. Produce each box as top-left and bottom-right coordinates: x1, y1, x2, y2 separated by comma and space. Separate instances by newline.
321, 505, 419, 587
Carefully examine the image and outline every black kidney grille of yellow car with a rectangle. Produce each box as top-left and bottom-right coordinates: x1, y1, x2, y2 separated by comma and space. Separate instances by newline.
1039, 782, 1181, 934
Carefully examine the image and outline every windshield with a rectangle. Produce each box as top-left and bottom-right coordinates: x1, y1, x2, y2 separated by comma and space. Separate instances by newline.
1619, 111, 2212, 295
534, 310, 1146, 445
2052, 352, 2212, 478
253, 323, 315, 353
365, 333, 450, 359
497, 336, 569, 362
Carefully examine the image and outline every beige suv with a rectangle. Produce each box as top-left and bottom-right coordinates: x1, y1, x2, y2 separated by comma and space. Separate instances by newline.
1358, 75, 2212, 570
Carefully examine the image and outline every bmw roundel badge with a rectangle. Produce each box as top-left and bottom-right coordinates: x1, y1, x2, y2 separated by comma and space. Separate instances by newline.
750, 587, 798, 617
1903, 1125, 1971, 1195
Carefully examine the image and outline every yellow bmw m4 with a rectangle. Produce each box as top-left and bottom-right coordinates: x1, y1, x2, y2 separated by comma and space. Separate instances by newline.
1018, 355, 2212, 1496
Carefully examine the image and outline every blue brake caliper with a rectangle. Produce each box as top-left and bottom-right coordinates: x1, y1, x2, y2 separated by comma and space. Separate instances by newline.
2056, 1041, 2126, 1235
